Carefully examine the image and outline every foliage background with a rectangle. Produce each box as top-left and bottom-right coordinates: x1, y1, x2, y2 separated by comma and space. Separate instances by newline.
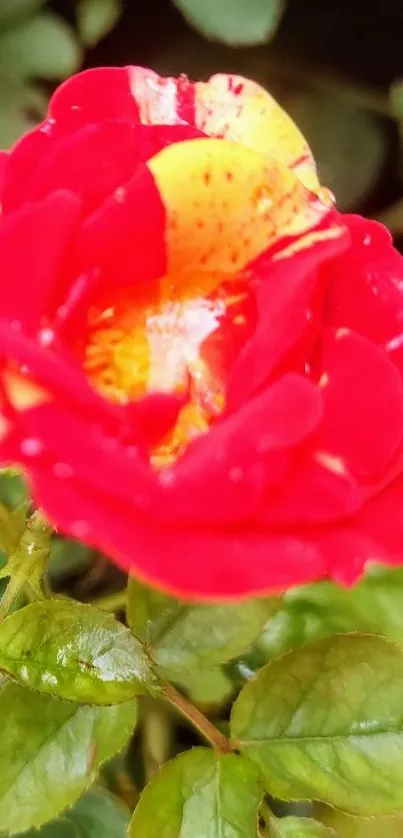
2, 2, 403, 836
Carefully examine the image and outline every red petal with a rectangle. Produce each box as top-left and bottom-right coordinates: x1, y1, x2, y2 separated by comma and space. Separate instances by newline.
156, 373, 323, 525
317, 328, 403, 479
0, 151, 9, 198
74, 165, 166, 293
27, 467, 326, 599
2, 127, 55, 213
262, 453, 361, 525
25, 121, 140, 216
49, 67, 139, 135
227, 229, 349, 409
0, 192, 81, 331
325, 215, 403, 373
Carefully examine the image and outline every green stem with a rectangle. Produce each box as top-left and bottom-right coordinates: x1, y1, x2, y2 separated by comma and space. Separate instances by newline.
141, 697, 173, 782
163, 683, 232, 753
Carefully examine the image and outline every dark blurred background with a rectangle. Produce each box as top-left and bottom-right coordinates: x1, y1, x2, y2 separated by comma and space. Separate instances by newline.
2, 0, 403, 227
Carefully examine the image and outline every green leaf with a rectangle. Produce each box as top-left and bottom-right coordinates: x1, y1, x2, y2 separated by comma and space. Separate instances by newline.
0, 12, 82, 80
127, 578, 278, 670
172, 0, 285, 46
0, 682, 137, 834
319, 806, 403, 836
0, 0, 47, 30
66, 788, 130, 838
78, 0, 122, 47
255, 568, 403, 667
0, 599, 159, 703
231, 634, 403, 815
284, 90, 385, 210
128, 748, 263, 837
18, 789, 130, 838
19, 819, 80, 838
270, 817, 337, 837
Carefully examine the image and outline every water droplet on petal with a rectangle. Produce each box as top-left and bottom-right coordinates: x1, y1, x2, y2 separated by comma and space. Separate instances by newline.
229, 466, 243, 482
53, 462, 73, 479
114, 186, 127, 204
20, 438, 43, 457
71, 520, 90, 539
39, 118, 56, 136
10, 320, 22, 332
158, 468, 176, 487
38, 328, 55, 347
363, 234, 371, 246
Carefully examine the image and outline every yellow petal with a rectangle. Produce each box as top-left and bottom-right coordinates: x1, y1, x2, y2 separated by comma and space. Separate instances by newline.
195, 74, 319, 192
148, 137, 330, 278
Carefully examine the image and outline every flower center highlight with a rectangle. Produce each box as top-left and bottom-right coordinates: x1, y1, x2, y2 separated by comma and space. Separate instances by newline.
84, 277, 254, 463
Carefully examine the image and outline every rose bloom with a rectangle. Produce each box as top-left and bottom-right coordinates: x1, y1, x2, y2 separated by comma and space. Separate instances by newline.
0, 67, 403, 599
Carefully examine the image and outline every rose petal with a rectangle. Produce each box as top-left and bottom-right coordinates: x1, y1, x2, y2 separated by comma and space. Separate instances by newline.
0, 192, 81, 331
49, 66, 140, 135
25, 121, 139, 216
227, 227, 349, 409
28, 465, 325, 599
128, 66, 195, 125
156, 373, 323, 525
148, 137, 329, 278
325, 215, 403, 373
2, 127, 56, 213
262, 453, 361, 525
316, 327, 403, 478
194, 73, 319, 191
0, 151, 9, 198
75, 164, 166, 293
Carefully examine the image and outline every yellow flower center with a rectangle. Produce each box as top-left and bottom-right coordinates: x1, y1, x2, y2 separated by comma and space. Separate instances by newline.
83, 277, 252, 463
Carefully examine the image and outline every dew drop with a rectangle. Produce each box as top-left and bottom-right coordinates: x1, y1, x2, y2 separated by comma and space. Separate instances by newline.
39, 327, 55, 347
71, 520, 90, 539
20, 438, 43, 457
10, 320, 22, 332
158, 468, 175, 487
41, 672, 58, 686
114, 186, 127, 203
229, 466, 243, 482
40, 118, 56, 136
53, 462, 73, 479
363, 234, 372, 246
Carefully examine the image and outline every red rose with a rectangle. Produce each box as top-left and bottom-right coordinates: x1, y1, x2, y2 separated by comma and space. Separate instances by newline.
0, 66, 403, 599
